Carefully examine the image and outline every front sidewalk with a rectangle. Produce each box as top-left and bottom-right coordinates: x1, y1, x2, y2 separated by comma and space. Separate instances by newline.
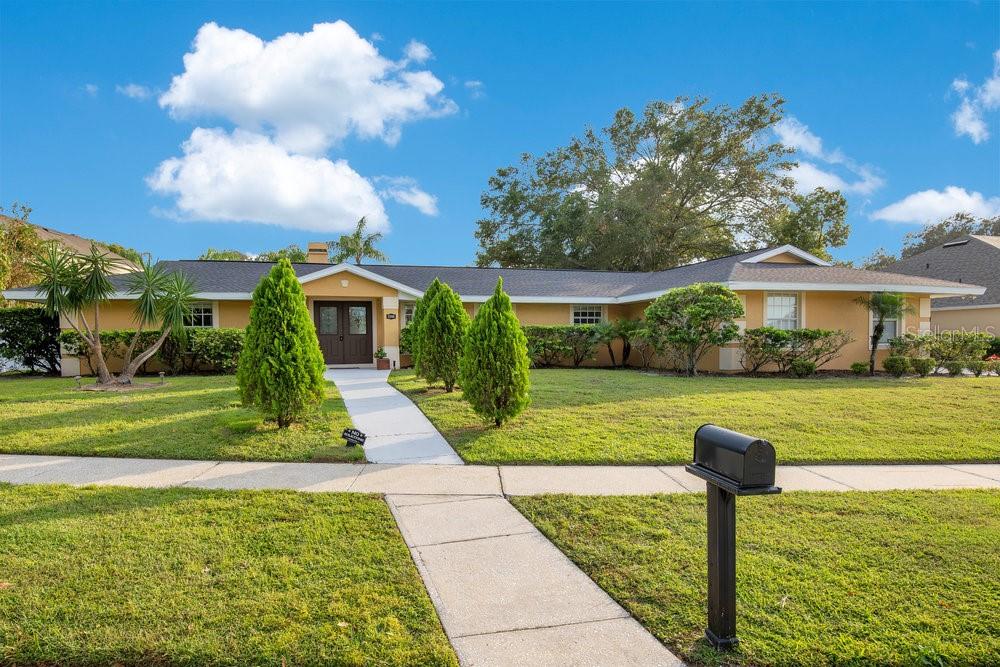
2, 455, 997, 494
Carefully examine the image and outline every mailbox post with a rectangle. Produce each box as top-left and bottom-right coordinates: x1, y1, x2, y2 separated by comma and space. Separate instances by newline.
685, 424, 781, 650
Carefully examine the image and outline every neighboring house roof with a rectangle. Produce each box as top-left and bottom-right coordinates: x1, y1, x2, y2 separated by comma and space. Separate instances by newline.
0, 216, 138, 272
4, 244, 984, 303
882, 235, 1000, 310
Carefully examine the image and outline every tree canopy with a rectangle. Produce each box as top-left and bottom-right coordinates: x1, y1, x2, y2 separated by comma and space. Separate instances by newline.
199, 245, 309, 262
474, 95, 845, 271
329, 217, 388, 265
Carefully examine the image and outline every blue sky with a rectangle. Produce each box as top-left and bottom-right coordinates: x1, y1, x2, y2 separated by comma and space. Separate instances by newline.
2, 1, 998, 266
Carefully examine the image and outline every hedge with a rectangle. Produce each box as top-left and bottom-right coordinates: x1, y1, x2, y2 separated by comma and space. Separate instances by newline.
889, 331, 993, 364
740, 327, 853, 375
0, 306, 60, 374
60, 327, 245, 375
522, 325, 601, 368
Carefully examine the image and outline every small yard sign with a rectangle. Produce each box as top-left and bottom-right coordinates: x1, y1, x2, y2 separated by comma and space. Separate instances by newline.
341, 428, 367, 447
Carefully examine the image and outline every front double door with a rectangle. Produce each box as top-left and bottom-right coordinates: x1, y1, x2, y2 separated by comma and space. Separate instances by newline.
314, 301, 373, 365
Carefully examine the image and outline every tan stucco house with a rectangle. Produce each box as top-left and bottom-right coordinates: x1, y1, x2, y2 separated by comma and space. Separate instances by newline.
3, 242, 985, 376
884, 235, 999, 336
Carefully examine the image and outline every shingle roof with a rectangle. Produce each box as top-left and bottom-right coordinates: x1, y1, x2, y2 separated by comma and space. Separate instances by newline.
882, 236, 1000, 308
10, 245, 983, 303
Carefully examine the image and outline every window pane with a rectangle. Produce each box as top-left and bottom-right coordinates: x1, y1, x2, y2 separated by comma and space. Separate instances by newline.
184, 303, 213, 328
572, 305, 603, 325
877, 318, 898, 345
319, 307, 338, 334
403, 304, 414, 326
766, 294, 798, 330
349, 306, 367, 335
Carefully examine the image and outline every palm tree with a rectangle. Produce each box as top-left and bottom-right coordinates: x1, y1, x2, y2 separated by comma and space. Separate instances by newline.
329, 217, 388, 265
31, 243, 194, 386
854, 292, 915, 376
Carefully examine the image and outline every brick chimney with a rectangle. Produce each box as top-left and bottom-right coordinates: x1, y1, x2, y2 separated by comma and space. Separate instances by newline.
307, 242, 329, 264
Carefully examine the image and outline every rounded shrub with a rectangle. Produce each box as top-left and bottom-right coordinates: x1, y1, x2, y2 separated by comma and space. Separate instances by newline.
237, 259, 325, 427
882, 355, 910, 378
966, 359, 987, 377
789, 359, 816, 378
987, 360, 1000, 376
943, 360, 965, 377
460, 277, 531, 426
850, 361, 868, 375
909, 357, 935, 377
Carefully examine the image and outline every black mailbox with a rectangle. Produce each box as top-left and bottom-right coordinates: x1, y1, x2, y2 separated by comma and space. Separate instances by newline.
685, 424, 781, 651
341, 428, 367, 447
687, 424, 779, 495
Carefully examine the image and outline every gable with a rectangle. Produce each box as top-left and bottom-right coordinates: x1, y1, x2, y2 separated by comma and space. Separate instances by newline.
300, 269, 400, 298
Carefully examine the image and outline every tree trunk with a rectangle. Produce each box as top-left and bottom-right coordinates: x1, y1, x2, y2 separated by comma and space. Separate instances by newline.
869, 321, 883, 376
120, 322, 147, 375
605, 343, 617, 368
116, 327, 172, 384
620, 339, 632, 368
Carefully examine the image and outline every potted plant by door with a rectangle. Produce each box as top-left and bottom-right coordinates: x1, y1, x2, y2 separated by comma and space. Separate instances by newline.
374, 347, 391, 370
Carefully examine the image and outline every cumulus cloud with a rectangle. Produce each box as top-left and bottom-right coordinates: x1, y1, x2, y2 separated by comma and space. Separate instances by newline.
116, 83, 153, 100
377, 177, 439, 216
774, 116, 884, 196
147, 128, 388, 232
950, 49, 1000, 144
870, 186, 1000, 224
159, 21, 456, 154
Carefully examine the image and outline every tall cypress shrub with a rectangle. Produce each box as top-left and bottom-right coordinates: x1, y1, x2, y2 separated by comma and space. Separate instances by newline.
460, 278, 530, 426
419, 282, 468, 392
412, 278, 442, 379
237, 259, 325, 427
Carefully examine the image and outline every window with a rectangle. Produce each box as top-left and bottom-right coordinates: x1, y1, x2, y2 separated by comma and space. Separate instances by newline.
572, 305, 604, 325
874, 316, 898, 346
184, 302, 214, 328
318, 306, 338, 335
349, 306, 367, 335
402, 303, 415, 327
765, 293, 799, 330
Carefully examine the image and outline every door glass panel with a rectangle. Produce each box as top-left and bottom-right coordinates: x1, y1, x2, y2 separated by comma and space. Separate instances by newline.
319, 306, 338, 334
349, 306, 367, 335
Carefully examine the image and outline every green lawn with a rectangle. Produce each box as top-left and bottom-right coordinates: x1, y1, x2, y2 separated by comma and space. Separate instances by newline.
513, 490, 1000, 666
0, 483, 456, 666
389, 369, 1000, 464
0, 376, 362, 462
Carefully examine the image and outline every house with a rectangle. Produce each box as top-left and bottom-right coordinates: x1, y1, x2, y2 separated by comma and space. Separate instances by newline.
882, 236, 999, 336
0, 216, 140, 276
3, 242, 984, 376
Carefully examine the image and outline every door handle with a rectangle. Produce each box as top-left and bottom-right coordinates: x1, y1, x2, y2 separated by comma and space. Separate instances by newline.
339, 335, 344, 341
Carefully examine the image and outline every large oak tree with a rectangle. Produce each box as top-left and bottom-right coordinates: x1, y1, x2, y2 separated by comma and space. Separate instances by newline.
474, 95, 838, 271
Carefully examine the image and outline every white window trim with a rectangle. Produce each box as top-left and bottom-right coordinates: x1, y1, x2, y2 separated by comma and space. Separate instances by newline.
570, 304, 605, 325
869, 311, 903, 349
764, 292, 801, 330
185, 301, 217, 328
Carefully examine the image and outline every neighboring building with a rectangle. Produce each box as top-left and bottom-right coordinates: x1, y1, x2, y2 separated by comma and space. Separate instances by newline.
883, 235, 999, 336
3, 242, 984, 376
0, 215, 139, 276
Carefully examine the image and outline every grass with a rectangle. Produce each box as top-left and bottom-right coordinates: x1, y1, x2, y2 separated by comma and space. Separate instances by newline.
0, 376, 362, 462
389, 368, 1000, 465
0, 483, 457, 666
513, 490, 1000, 666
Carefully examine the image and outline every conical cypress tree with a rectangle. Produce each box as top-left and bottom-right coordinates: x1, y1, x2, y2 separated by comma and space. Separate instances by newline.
237, 258, 325, 427
419, 282, 469, 392
412, 278, 442, 378
460, 277, 530, 426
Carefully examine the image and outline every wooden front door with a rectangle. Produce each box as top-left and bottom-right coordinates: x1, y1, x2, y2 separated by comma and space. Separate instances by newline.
314, 301, 373, 365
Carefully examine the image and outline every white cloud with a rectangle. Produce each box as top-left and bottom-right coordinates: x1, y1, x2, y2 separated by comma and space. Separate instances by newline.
870, 186, 1000, 224
377, 177, 439, 216
83, 83, 99, 97
403, 40, 432, 63
950, 49, 1000, 144
147, 128, 388, 232
775, 116, 884, 196
116, 83, 153, 100
159, 21, 456, 154
464, 80, 485, 99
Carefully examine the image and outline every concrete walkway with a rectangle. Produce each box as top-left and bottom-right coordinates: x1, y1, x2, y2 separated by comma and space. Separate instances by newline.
387, 494, 681, 666
325, 368, 463, 465
2, 455, 998, 494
